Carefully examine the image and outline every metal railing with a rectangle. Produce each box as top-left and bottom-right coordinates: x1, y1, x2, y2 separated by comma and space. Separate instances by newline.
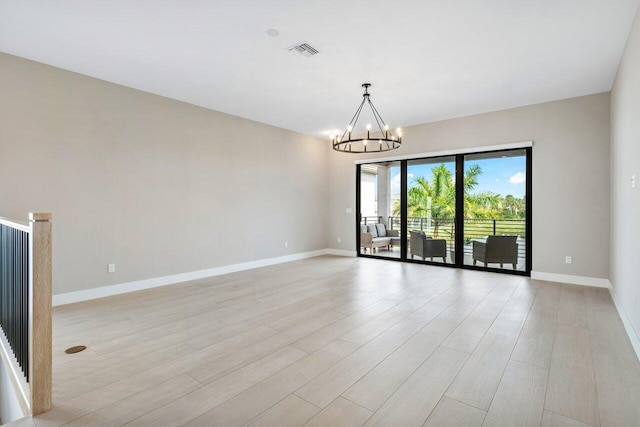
0, 213, 52, 416
0, 223, 30, 381
387, 216, 524, 236
463, 218, 526, 241
386, 216, 526, 260
360, 216, 383, 225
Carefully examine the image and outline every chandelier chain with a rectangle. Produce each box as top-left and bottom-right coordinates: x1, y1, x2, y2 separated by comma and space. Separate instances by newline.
368, 99, 386, 136
343, 97, 367, 140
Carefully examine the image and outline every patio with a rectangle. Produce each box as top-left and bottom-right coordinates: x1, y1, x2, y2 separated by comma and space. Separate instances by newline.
362, 237, 527, 272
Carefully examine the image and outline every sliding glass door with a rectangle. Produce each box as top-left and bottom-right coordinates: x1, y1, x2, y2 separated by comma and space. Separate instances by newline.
357, 161, 401, 259
406, 157, 456, 265
463, 150, 528, 272
357, 147, 531, 276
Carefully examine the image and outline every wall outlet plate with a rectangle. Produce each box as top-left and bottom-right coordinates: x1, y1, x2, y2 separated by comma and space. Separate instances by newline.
565, 256, 572, 264
108, 263, 116, 273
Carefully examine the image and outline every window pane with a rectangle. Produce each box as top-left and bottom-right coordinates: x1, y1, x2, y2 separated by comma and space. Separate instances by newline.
405, 157, 456, 264
359, 161, 401, 258
463, 150, 527, 271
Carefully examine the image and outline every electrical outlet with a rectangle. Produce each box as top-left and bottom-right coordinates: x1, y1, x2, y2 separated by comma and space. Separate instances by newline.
565, 256, 572, 264
632, 174, 636, 189
284, 242, 288, 249
345, 208, 352, 214
337, 237, 342, 243
108, 264, 116, 273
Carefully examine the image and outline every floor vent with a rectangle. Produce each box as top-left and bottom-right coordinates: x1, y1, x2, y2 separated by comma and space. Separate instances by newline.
65, 345, 87, 354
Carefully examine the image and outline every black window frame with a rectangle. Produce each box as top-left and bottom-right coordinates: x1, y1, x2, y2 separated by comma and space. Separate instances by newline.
355, 146, 532, 277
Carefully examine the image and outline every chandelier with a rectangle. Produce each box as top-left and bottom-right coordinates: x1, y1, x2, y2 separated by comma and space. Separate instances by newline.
332, 83, 402, 153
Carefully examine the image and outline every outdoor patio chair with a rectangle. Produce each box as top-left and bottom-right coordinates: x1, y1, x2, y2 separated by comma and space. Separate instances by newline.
472, 235, 518, 269
409, 231, 446, 262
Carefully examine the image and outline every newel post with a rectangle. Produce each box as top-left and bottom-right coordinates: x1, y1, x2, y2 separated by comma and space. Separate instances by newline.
29, 212, 52, 415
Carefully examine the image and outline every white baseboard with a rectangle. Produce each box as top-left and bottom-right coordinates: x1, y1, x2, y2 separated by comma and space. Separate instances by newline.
53, 249, 329, 306
609, 286, 640, 362
530, 271, 612, 289
327, 249, 357, 257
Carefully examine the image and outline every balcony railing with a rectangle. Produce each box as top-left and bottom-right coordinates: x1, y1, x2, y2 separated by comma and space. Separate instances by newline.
386, 216, 524, 236
360, 216, 383, 225
385, 216, 526, 260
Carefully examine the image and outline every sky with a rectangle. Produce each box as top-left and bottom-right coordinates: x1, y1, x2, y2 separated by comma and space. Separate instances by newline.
390, 155, 526, 198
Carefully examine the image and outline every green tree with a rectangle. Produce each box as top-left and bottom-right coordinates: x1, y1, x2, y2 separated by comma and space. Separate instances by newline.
502, 194, 526, 219
393, 163, 502, 236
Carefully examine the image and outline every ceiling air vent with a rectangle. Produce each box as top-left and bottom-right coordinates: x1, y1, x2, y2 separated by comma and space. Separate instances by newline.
287, 42, 320, 57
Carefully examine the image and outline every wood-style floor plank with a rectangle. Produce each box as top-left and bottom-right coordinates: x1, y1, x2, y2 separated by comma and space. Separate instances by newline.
25, 256, 640, 427
482, 360, 548, 427
541, 410, 594, 427
343, 319, 458, 411
244, 394, 320, 427
124, 346, 307, 427
303, 397, 373, 427
544, 325, 599, 425
363, 346, 469, 426
423, 396, 486, 427
62, 374, 201, 427
510, 283, 561, 369
182, 339, 359, 426
591, 353, 640, 427
295, 318, 424, 408
445, 351, 511, 411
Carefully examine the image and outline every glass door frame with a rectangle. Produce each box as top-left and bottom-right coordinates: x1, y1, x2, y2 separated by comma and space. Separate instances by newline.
356, 147, 532, 276
355, 161, 405, 262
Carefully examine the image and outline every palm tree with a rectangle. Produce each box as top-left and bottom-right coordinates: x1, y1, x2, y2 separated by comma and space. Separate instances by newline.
461, 165, 500, 215
503, 194, 526, 218
393, 163, 502, 236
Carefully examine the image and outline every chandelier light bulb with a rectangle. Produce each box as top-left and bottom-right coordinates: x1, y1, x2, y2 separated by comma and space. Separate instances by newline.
366, 124, 371, 131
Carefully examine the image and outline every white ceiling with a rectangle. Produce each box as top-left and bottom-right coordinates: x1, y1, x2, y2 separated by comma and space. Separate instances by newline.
1, 0, 638, 138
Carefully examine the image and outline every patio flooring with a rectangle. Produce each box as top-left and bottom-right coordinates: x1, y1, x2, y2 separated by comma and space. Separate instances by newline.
363, 245, 527, 272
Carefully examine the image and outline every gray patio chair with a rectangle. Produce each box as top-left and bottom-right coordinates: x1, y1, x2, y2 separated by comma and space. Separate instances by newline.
472, 235, 518, 269
409, 231, 446, 262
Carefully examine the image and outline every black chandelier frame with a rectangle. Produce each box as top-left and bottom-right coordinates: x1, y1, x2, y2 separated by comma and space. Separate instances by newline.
332, 83, 402, 153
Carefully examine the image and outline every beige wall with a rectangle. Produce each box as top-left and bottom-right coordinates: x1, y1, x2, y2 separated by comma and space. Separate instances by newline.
611, 7, 640, 336
0, 50, 614, 296
0, 53, 328, 295
329, 93, 611, 279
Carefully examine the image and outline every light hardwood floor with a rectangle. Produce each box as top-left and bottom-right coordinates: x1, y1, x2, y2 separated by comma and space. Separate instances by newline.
18, 256, 640, 426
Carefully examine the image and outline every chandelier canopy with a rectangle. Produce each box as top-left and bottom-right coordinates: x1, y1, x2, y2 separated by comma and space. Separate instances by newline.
332, 83, 402, 153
